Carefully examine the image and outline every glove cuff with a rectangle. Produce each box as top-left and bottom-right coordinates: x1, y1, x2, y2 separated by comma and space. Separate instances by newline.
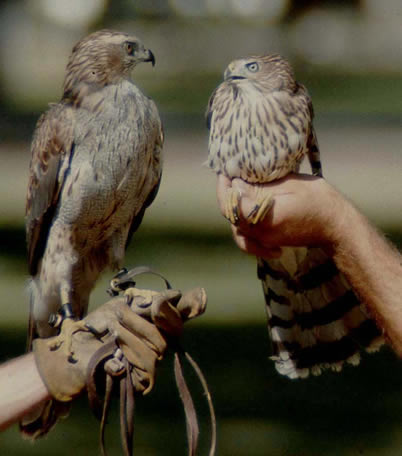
33, 337, 90, 402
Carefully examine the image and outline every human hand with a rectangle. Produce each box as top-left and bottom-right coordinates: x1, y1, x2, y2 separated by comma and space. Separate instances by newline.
33, 287, 207, 401
216, 174, 343, 258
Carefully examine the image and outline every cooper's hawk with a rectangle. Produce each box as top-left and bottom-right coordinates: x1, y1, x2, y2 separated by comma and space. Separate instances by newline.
22, 29, 163, 436
207, 54, 383, 379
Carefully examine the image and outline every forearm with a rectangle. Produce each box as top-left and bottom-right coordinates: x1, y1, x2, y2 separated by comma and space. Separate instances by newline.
0, 353, 50, 430
218, 175, 402, 354
330, 198, 402, 355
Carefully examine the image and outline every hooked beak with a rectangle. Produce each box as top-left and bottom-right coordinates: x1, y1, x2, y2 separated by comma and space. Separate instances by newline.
223, 62, 246, 81
224, 66, 245, 81
144, 49, 156, 67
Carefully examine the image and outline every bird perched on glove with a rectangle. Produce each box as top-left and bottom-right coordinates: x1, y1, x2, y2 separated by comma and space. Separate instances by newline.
23, 29, 163, 437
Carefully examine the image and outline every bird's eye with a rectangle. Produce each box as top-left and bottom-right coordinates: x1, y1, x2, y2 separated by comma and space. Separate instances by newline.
246, 62, 259, 73
125, 41, 138, 56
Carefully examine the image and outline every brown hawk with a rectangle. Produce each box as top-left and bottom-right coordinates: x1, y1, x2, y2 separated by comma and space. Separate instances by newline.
206, 54, 383, 379
22, 29, 163, 436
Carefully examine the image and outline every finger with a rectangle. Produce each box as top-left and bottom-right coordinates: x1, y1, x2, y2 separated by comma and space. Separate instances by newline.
160, 289, 182, 306
117, 325, 159, 371
176, 287, 207, 321
231, 177, 252, 192
131, 367, 155, 395
128, 289, 181, 320
232, 225, 282, 258
116, 304, 167, 355
151, 296, 183, 337
216, 174, 233, 213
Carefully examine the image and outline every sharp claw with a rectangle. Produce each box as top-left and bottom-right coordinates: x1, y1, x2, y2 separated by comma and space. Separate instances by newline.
224, 187, 241, 225
107, 268, 136, 296
232, 205, 240, 225
46, 317, 90, 361
246, 190, 274, 224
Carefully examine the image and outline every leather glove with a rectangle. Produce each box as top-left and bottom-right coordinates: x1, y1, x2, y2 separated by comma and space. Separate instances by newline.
122, 286, 207, 390
33, 287, 207, 402
33, 295, 167, 402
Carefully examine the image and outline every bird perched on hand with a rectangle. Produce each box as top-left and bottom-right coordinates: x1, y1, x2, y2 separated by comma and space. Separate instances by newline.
22, 29, 163, 437
206, 54, 383, 379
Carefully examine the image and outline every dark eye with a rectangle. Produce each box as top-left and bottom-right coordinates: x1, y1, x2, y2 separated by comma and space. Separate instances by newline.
125, 41, 138, 56
246, 62, 259, 73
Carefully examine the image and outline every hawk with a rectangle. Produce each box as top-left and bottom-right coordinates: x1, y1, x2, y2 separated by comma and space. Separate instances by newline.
22, 29, 163, 436
206, 54, 383, 379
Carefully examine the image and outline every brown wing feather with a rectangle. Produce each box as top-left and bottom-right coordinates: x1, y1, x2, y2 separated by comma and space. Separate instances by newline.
296, 82, 323, 177
26, 102, 75, 275
125, 124, 163, 250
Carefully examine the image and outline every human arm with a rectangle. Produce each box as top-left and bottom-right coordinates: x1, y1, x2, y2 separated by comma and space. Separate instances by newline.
216, 174, 402, 355
0, 286, 206, 431
0, 353, 50, 431
0, 297, 164, 431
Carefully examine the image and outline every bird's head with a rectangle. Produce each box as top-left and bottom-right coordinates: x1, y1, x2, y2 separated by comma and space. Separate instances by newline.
223, 54, 296, 92
62, 29, 155, 101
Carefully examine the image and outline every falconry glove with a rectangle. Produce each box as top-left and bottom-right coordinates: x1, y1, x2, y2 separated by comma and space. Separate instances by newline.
98, 266, 216, 456
33, 286, 207, 402
32, 295, 166, 402
33, 265, 215, 456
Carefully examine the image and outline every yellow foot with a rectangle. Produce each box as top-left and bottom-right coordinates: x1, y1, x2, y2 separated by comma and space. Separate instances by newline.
246, 187, 274, 224
47, 318, 89, 360
224, 187, 241, 225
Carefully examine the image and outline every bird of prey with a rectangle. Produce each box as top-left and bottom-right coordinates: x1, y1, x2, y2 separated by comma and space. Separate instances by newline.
206, 54, 383, 379
23, 29, 163, 436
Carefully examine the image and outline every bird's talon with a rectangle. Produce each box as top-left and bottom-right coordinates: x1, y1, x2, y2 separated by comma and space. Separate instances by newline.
247, 204, 261, 223
246, 189, 274, 224
107, 268, 136, 296
46, 317, 90, 359
68, 355, 78, 364
48, 312, 63, 329
224, 187, 241, 225
233, 206, 240, 224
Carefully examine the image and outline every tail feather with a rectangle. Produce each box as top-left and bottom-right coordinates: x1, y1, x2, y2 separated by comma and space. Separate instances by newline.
258, 247, 384, 379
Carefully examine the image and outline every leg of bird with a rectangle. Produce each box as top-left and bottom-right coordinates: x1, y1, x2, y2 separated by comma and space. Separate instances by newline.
246, 187, 274, 224
47, 286, 90, 360
223, 186, 241, 225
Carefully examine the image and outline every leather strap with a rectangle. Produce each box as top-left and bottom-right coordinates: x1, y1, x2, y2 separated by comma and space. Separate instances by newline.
86, 267, 216, 456
174, 350, 199, 455
120, 358, 135, 456
180, 350, 217, 456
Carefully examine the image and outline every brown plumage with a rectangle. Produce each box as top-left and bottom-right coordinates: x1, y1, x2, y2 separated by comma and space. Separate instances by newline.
22, 29, 162, 437
207, 54, 383, 379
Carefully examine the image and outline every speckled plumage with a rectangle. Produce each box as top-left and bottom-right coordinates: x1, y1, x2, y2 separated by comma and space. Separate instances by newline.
207, 54, 383, 379
207, 54, 321, 183
23, 29, 162, 436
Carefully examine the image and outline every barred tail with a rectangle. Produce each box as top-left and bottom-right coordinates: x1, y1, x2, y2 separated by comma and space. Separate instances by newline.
257, 247, 384, 379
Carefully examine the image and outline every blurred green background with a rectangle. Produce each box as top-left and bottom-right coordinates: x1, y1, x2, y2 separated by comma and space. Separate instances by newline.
1, 0, 401, 455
